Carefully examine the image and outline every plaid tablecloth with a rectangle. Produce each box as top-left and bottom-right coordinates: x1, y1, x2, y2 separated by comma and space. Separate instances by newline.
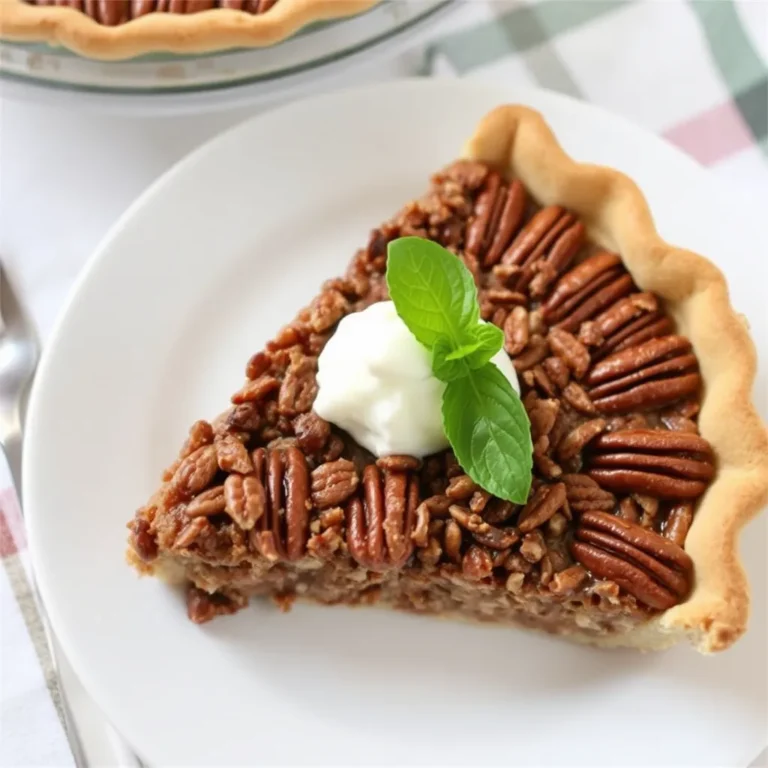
1, 1, 766, 765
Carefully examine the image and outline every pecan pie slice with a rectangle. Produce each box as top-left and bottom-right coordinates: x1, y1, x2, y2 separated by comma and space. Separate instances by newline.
0, 0, 377, 59
127, 106, 768, 653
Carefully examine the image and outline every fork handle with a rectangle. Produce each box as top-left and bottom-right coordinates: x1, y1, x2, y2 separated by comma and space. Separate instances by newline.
3, 429, 22, 505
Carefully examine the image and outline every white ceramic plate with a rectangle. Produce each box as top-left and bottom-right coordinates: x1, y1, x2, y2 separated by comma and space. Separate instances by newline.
25, 80, 767, 767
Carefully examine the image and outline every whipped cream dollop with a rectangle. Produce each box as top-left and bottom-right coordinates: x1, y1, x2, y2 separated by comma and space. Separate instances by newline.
313, 301, 520, 458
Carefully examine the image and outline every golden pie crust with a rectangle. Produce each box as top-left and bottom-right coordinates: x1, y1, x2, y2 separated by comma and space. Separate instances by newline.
463, 105, 768, 653
0, 0, 378, 60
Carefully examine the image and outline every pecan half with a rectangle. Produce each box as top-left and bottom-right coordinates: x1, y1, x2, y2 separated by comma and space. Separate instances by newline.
587, 429, 714, 499
186, 486, 226, 518
548, 327, 590, 380
224, 473, 266, 530
571, 510, 693, 610
517, 483, 567, 533
250, 446, 311, 561
346, 464, 419, 570
311, 459, 359, 508
561, 473, 615, 512
215, 434, 253, 474
467, 176, 527, 268
586, 336, 701, 414
171, 445, 218, 498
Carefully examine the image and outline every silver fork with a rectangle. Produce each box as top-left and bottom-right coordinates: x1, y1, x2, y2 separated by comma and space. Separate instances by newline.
0, 261, 87, 766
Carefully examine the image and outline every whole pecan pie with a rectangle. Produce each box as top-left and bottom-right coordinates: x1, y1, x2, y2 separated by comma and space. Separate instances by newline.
0, 0, 378, 59
127, 106, 768, 653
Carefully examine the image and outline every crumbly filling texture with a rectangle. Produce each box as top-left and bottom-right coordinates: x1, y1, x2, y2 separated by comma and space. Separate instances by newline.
23, 0, 280, 26
127, 160, 714, 637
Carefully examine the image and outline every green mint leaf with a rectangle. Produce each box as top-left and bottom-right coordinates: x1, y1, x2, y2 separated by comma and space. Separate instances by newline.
386, 237, 479, 348
431, 324, 504, 382
442, 363, 533, 503
460, 323, 503, 370
431, 338, 469, 382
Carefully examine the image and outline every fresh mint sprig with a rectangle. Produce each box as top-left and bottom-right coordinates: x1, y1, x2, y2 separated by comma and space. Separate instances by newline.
386, 236, 533, 504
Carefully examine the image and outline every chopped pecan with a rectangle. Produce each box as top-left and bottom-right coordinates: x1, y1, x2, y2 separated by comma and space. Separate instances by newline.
556, 418, 607, 462
527, 397, 560, 442
224, 473, 266, 530
505, 572, 526, 593
186, 586, 247, 624
444, 519, 463, 562
309, 289, 349, 333
186, 486, 226, 518
251, 446, 311, 562
179, 420, 214, 460
306, 527, 342, 559
173, 517, 211, 550
449, 505, 519, 550
524, 365, 557, 398
462, 545, 494, 580
587, 429, 714, 499
278, 351, 318, 416
311, 459, 359, 508
548, 327, 590, 380
586, 336, 700, 414
411, 502, 431, 547
562, 382, 597, 415
293, 411, 331, 454
542, 356, 570, 390
663, 502, 694, 547
571, 510, 693, 610
482, 498, 517, 524
469, 489, 491, 514
227, 403, 261, 432
245, 351, 271, 380
578, 321, 604, 348
561, 473, 615, 512
171, 445, 218, 497
346, 464, 419, 570
549, 565, 587, 595
513, 334, 549, 372
617, 496, 640, 523
503, 308, 528, 351
215, 435, 253, 474
517, 483, 567, 533
520, 530, 546, 563
130, 518, 157, 562
231, 375, 280, 405
446, 474, 479, 501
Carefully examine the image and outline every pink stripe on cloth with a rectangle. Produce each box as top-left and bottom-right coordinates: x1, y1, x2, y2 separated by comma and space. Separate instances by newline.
0, 488, 26, 557
664, 100, 756, 166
